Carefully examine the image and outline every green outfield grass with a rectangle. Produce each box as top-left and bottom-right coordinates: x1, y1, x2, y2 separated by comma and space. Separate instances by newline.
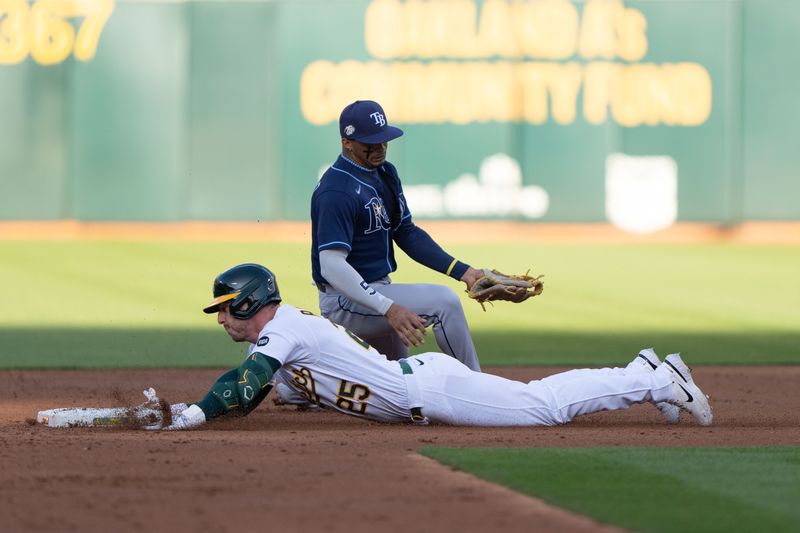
1, 241, 798, 368
422, 446, 800, 533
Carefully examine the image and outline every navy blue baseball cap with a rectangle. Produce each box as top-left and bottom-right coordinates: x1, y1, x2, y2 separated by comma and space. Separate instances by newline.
339, 100, 404, 144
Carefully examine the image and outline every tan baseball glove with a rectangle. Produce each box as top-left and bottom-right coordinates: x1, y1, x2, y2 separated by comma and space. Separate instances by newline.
467, 269, 544, 311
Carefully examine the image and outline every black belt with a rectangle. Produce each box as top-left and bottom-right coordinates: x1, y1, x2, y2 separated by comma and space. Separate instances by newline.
398, 359, 426, 423
316, 282, 327, 293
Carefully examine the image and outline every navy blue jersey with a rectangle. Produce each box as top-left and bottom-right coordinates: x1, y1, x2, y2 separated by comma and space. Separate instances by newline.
311, 155, 469, 285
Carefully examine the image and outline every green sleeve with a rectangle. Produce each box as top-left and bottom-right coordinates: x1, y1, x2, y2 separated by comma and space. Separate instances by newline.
196, 353, 282, 419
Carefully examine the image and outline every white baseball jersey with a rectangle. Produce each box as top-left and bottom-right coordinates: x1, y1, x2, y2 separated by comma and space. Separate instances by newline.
247, 305, 411, 423
246, 305, 675, 427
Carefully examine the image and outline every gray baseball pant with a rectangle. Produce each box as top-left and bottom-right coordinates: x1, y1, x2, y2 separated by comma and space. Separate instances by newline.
318, 279, 481, 371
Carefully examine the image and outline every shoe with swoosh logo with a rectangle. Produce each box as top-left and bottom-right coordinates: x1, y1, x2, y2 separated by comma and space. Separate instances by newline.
663, 353, 713, 426
626, 348, 681, 424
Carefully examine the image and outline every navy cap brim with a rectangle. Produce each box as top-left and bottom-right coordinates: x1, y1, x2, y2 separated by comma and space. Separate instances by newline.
351, 125, 404, 144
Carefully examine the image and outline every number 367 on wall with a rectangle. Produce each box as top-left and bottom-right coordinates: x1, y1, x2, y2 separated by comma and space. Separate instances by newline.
0, 0, 114, 65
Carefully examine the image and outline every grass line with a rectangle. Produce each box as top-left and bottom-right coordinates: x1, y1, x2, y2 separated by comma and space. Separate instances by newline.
422, 447, 800, 533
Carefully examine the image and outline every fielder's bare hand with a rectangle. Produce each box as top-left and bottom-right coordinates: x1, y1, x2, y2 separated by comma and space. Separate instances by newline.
385, 303, 427, 347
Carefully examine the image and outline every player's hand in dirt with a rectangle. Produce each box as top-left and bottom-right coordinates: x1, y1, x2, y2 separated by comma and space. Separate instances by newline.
157, 404, 206, 431
141, 387, 160, 409
141, 387, 188, 422
385, 303, 427, 347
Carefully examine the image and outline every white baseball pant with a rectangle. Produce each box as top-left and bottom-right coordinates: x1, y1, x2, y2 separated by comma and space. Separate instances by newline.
405, 352, 673, 426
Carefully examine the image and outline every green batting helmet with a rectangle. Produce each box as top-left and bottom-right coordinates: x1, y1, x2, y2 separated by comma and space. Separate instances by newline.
203, 263, 281, 319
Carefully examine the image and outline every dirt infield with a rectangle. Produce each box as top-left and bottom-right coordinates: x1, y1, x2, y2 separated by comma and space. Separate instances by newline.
1, 366, 798, 533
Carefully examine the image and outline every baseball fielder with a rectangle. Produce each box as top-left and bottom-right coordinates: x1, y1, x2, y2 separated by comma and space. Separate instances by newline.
157, 264, 712, 430
311, 100, 484, 371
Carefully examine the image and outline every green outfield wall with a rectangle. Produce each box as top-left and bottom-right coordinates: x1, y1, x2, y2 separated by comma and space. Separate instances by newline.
1, 0, 798, 231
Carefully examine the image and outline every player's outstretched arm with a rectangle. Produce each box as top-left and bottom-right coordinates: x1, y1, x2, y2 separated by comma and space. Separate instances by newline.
319, 248, 394, 315
161, 352, 282, 431
393, 224, 471, 282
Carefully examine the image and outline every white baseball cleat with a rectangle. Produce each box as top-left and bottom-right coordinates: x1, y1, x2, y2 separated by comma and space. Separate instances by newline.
627, 348, 681, 424
662, 353, 713, 426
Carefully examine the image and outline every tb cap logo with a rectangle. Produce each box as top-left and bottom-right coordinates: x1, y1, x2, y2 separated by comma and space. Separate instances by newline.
370, 112, 386, 127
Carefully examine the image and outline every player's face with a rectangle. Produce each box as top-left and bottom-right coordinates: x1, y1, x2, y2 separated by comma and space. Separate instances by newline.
346, 140, 388, 168
217, 302, 251, 342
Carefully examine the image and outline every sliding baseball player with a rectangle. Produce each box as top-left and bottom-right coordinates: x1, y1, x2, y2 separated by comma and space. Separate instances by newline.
154, 263, 712, 430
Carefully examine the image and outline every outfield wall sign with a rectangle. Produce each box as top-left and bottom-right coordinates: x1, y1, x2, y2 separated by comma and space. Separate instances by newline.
605, 153, 678, 234
403, 153, 550, 219
0, 0, 115, 65
301, 0, 712, 128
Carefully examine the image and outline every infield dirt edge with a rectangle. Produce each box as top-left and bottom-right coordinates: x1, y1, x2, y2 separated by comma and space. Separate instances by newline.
2, 220, 799, 244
